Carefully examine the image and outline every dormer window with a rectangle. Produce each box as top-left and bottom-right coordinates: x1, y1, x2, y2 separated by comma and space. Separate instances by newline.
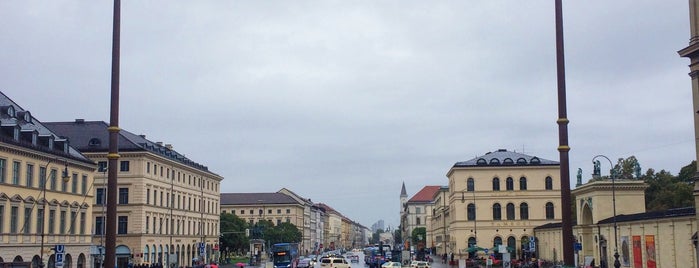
1, 106, 15, 117
476, 158, 487, 165
88, 138, 102, 147
530, 157, 541, 164
516, 158, 527, 165
16, 111, 32, 123
489, 158, 500, 165
503, 158, 514, 165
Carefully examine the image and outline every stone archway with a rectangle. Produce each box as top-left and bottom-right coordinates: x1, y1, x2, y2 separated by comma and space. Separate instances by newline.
32, 255, 42, 268
77, 253, 86, 268
13, 256, 23, 262
65, 254, 73, 268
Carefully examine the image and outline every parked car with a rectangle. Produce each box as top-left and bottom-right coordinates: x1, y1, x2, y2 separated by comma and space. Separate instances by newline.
298, 258, 313, 268
320, 256, 351, 268
409, 261, 429, 268
381, 262, 402, 268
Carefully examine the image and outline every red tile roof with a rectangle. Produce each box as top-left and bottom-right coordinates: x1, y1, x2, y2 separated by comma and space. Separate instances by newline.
408, 186, 441, 203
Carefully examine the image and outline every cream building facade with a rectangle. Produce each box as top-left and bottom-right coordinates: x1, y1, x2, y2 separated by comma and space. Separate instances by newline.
0, 92, 98, 268
430, 187, 450, 255
443, 149, 562, 260
45, 120, 223, 268
535, 179, 697, 267
401, 186, 440, 252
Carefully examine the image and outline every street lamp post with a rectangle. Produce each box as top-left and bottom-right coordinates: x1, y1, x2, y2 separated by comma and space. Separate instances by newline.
592, 155, 620, 268
38, 159, 70, 268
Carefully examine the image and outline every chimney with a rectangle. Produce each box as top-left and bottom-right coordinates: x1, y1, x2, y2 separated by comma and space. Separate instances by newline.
165, 144, 173, 150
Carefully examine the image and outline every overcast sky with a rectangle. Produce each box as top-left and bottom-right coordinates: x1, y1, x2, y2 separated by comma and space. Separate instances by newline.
0, 1, 693, 229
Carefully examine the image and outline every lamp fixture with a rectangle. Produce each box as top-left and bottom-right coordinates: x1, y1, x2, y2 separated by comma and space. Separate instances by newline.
62, 161, 70, 182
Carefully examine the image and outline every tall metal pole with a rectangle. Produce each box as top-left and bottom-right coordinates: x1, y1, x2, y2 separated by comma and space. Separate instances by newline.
106, 1, 121, 268
554, 0, 574, 266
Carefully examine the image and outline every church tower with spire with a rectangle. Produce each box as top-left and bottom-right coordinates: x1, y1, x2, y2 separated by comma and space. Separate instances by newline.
400, 182, 408, 243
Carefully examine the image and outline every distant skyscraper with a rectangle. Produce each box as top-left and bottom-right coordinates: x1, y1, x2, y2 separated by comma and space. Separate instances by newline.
371, 220, 385, 232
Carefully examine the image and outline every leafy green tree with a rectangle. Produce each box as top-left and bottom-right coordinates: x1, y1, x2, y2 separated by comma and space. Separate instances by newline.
612, 156, 642, 180
265, 222, 302, 244
394, 229, 402, 245
370, 229, 383, 244
644, 168, 694, 211
220, 213, 250, 256
411, 227, 426, 248
678, 161, 697, 184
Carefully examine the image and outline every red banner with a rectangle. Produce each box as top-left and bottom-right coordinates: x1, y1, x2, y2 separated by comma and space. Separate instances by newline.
645, 235, 656, 268
632, 236, 642, 268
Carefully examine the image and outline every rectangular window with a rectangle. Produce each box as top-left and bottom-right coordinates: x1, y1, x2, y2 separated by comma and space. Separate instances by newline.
0, 205, 3, 233
277, 209, 281, 214
23, 207, 31, 234
286, 209, 290, 214
146, 216, 149, 234
12, 161, 20, 185
119, 188, 129, 204
39, 167, 46, 189
48, 210, 55, 234
60, 210, 66, 234
160, 191, 163, 206
26, 163, 34, 188
70, 211, 76, 234
50, 169, 57, 191
118, 216, 128, 234
120, 161, 130, 172
81, 175, 87, 195
95, 216, 104, 235
277, 219, 282, 225
80, 212, 86, 235
154, 164, 158, 175
146, 162, 151, 173
10, 206, 18, 233
36, 208, 44, 234
96, 188, 105, 205
0, 159, 6, 183
98, 161, 108, 172
147, 189, 150, 204
72, 173, 78, 194
154, 191, 157, 206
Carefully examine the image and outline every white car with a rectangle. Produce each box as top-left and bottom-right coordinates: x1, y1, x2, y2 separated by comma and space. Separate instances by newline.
320, 257, 351, 268
381, 262, 402, 268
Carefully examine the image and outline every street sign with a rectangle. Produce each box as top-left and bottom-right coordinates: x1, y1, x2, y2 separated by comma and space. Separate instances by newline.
199, 243, 206, 256
574, 242, 582, 251
529, 237, 536, 252
56, 253, 64, 267
55, 244, 65, 267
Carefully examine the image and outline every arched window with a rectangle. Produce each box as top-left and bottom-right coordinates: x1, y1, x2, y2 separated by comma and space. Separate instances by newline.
493, 237, 503, 248
506, 177, 514, 191
468, 237, 476, 248
545, 176, 553, 190
506, 203, 515, 220
520, 203, 529, 220
492, 177, 500, 191
476, 158, 487, 165
489, 158, 500, 165
503, 158, 514, 165
546, 202, 555, 219
519, 177, 527, 190
467, 203, 476, 221
492, 203, 502, 220
467, 178, 474, 192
